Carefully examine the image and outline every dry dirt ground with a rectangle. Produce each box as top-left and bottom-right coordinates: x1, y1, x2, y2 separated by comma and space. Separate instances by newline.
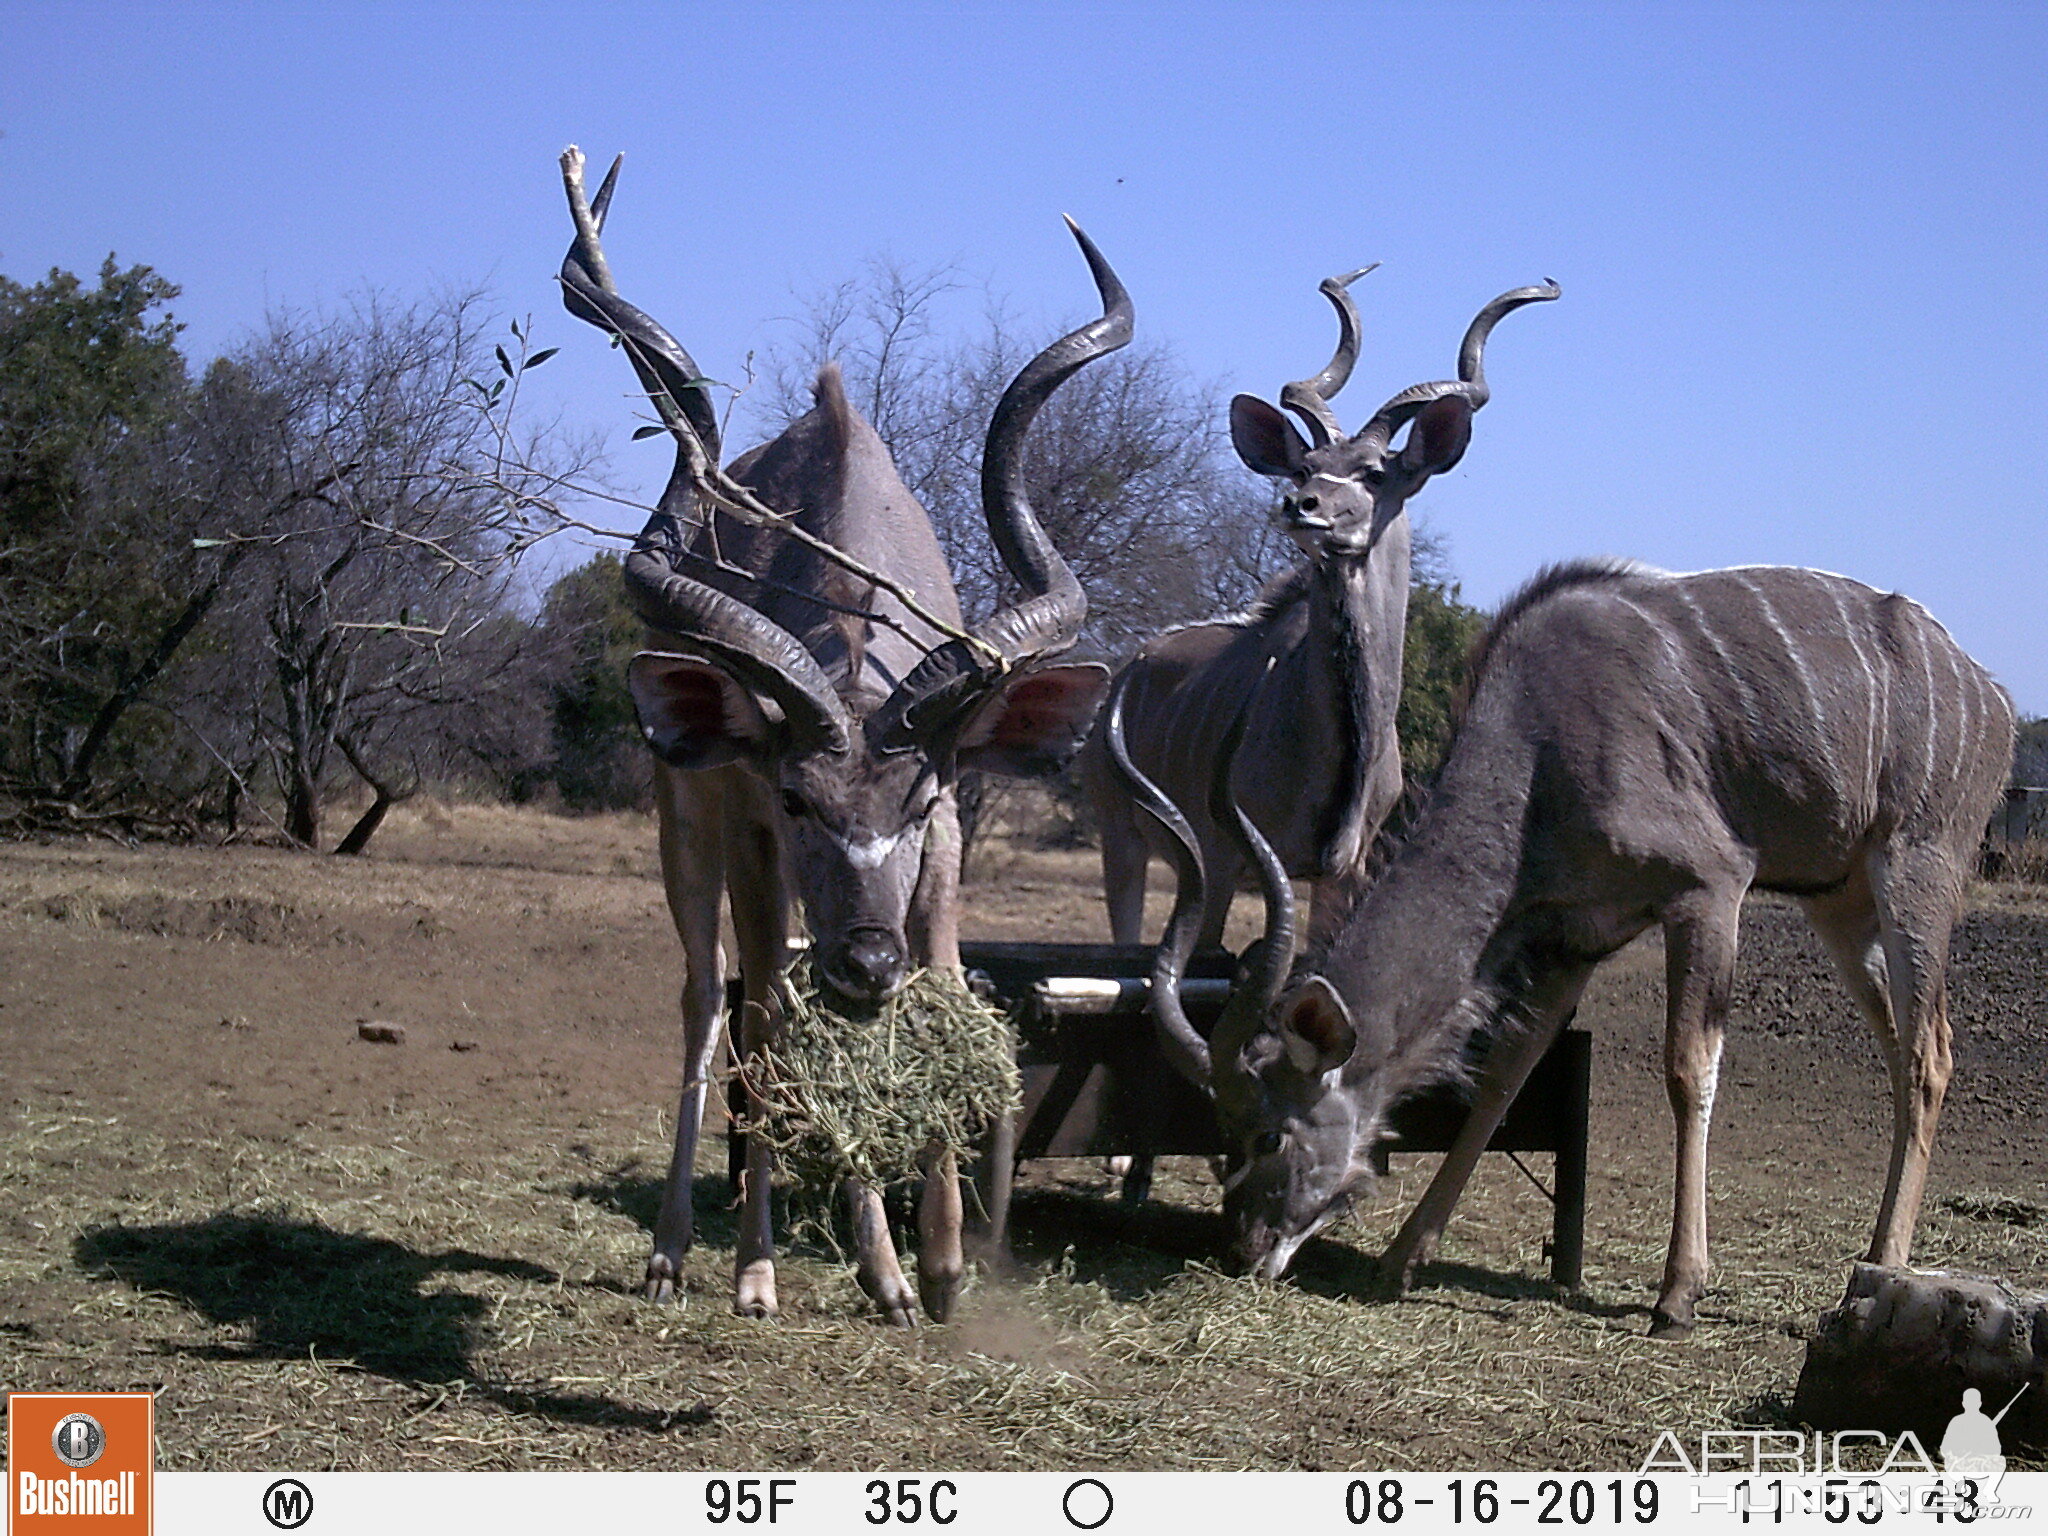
1, 802, 2044, 1472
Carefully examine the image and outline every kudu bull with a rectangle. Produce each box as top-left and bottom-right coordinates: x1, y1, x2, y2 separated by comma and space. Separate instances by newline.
1123, 558, 2012, 1336
1081, 273, 1559, 958
559, 148, 1120, 1323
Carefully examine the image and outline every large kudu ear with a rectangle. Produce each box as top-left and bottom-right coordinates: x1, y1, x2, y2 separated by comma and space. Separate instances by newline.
627, 652, 774, 770
1276, 977, 1358, 1076
1230, 394, 1310, 480
957, 663, 1110, 779
1397, 394, 1474, 479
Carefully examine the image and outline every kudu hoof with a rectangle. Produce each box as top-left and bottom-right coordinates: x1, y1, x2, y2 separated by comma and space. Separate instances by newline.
919, 1277, 961, 1325
861, 1281, 920, 1328
734, 1262, 779, 1320
1647, 1310, 1697, 1341
641, 1258, 684, 1304
1370, 1252, 1421, 1300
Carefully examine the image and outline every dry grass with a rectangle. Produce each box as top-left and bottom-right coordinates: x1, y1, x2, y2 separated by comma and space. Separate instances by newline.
1994, 836, 2048, 885
2, 807, 2045, 1471
8, 1095, 2042, 1472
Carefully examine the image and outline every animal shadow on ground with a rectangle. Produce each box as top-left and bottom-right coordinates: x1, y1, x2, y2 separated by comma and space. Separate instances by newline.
1398, 1257, 1652, 1323
568, 1167, 730, 1244
74, 1214, 711, 1433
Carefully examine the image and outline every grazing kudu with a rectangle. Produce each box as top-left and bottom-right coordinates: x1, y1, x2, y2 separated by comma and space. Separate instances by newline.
558, 148, 1120, 1323
1130, 559, 2013, 1336
1081, 274, 1559, 965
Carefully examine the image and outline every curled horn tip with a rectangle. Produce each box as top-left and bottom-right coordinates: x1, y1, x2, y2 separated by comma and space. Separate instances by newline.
591, 154, 622, 224
1324, 263, 1379, 294
1059, 215, 1132, 327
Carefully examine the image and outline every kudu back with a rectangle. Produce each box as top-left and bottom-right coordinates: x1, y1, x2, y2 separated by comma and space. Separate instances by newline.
1126, 558, 2014, 1335
559, 148, 1120, 1323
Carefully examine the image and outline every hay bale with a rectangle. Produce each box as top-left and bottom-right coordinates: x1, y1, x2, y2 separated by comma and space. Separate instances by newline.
741, 961, 1020, 1193
1793, 1263, 2048, 1450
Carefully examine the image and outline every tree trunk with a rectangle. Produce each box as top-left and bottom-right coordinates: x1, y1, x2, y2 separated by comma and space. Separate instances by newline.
284, 763, 321, 848
59, 547, 246, 801
332, 793, 392, 856
331, 733, 415, 857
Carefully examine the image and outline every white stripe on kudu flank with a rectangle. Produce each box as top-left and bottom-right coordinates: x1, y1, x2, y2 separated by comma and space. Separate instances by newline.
1947, 643, 1972, 807
1671, 584, 1762, 740
1736, 571, 1824, 744
1824, 581, 1881, 800
1917, 616, 1941, 808
1613, 592, 1690, 683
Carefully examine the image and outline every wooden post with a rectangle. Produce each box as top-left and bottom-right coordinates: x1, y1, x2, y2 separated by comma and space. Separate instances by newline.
1550, 1026, 1591, 1290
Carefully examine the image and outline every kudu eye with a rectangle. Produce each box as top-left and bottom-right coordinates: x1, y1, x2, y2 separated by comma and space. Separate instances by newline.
1253, 1131, 1284, 1158
779, 789, 809, 820
1294, 494, 1319, 514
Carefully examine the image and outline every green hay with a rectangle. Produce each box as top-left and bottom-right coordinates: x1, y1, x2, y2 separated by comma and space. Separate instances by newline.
740, 961, 1021, 1193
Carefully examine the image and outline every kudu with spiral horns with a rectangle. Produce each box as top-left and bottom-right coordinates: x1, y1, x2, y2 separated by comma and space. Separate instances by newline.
559, 147, 1121, 1323
1081, 273, 1559, 962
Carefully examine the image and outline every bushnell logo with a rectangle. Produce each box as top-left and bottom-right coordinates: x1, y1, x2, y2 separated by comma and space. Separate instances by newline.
50, 1413, 106, 1470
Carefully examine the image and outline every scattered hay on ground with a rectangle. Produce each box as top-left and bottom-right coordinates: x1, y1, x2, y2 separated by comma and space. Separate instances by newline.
5, 822, 2047, 1472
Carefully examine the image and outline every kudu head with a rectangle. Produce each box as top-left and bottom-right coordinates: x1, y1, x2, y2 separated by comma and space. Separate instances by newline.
1113, 274, 1559, 1276
559, 148, 1120, 1001
1229, 274, 1559, 564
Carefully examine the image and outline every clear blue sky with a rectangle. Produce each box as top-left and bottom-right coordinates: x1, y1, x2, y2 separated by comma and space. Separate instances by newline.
5, 3, 2046, 712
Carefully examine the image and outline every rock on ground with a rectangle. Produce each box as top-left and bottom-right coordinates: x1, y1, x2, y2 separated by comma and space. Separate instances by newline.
1795, 1262, 2047, 1451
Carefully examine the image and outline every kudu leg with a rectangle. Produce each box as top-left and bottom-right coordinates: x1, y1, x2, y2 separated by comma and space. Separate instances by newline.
1099, 817, 1150, 946
1865, 848, 1962, 1266
912, 794, 1010, 1279
844, 1178, 919, 1327
974, 1111, 1017, 1260
917, 1144, 965, 1322
646, 768, 730, 1302
1379, 962, 1593, 1293
912, 792, 964, 973
1652, 893, 1742, 1338
1097, 817, 1173, 1200
1806, 851, 1960, 1268
729, 812, 791, 1321
734, 1111, 780, 1320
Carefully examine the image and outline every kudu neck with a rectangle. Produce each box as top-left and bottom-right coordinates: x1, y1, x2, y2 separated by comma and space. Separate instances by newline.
1293, 514, 1412, 868
1318, 678, 1538, 1085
